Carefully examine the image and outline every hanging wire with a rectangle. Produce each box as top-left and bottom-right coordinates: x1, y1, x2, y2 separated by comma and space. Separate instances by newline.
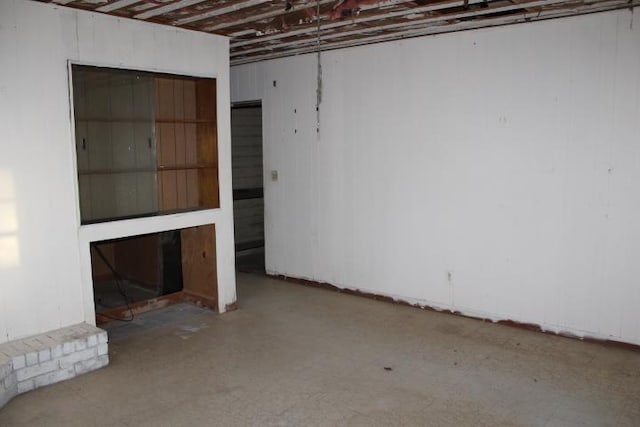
92, 243, 135, 322
316, 0, 322, 135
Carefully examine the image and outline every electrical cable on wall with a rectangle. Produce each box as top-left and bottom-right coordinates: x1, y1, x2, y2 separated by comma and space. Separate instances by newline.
316, 0, 322, 135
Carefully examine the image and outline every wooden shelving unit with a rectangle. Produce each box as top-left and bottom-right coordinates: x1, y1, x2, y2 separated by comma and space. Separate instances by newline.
155, 76, 219, 213
73, 65, 219, 223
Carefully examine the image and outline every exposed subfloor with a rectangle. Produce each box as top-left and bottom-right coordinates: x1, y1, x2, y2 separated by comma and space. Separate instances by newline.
1, 273, 639, 426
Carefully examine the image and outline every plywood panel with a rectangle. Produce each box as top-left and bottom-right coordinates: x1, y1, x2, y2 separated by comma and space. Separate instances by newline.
157, 121, 177, 211
155, 77, 174, 120
114, 234, 162, 289
173, 79, 185, 120
176, 170, 188, 209
181, 224, 217, 303
183, 80, 197, 120
185, 124, 197, 164
196, 97, 219, 209
157, 123, 176, 166
160, 170, 178, 211
196, 80, 219, 209
196, 123, 217, 166
198, 168, 219, 209
185, 122, 199, 209
91, 243, 115, 280
196, 80, 216, 122
186, 169, 199, 208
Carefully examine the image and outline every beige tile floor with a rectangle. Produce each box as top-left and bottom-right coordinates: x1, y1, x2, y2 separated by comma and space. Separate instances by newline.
1, 273, 639, 426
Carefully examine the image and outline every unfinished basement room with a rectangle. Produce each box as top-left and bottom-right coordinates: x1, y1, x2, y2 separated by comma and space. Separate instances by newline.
0, 0, 639, 425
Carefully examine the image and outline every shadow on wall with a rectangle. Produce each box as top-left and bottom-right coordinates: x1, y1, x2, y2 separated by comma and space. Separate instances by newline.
0, 169, 20, 269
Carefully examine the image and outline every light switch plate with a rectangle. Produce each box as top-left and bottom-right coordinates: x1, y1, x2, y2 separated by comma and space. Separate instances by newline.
271, 170, 278, 181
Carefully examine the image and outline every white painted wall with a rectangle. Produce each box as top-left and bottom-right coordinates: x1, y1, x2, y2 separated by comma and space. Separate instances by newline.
0, 0, 236, 344
231, 9, 640, 345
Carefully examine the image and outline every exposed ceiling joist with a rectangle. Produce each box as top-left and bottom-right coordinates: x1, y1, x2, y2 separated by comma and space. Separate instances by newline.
203, 0, 336, 32
202, 0, 419, 33
231, 0, 487, 48
38, 0, 640, 64
174, 0, 272, 25
135, 0, 210, 19
230, 0, 640, 64
96, 0, 140, 13
231, 0, 572, 55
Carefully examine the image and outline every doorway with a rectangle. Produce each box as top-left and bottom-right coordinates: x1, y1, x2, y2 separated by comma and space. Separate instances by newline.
231, 101, 264, 274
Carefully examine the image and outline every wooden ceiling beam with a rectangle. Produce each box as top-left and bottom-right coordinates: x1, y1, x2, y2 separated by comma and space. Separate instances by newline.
231, 0, 639, 64
135, 0, 210, 20
231, 0, 490, 48
96, 0, 142, 13
203, 0, 336, 32
173, 0, 273, 25
44, 0, 640, 67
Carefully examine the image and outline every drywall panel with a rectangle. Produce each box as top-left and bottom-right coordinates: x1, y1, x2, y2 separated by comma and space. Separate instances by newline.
231, 9, 640, 345
0, 0, 235, 344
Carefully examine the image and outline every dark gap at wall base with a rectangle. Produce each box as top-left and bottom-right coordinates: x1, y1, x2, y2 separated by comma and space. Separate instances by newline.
267, 274, 640, 352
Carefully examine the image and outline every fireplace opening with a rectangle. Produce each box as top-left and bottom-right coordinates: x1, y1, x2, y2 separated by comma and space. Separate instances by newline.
90, 224, 217, 323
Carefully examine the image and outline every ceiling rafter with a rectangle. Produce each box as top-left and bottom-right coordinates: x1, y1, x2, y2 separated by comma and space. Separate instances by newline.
231, 0, 640, 64
231, 0, 574, 55
173, 0, 272, 25
96, 0, 141, 13
38, 0, 640, 64
231, 0, 489, 48
135, 0, 210, 19
203, 0, 396, 33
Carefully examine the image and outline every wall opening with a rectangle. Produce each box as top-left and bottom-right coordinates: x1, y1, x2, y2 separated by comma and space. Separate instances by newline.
72, 65, 219, 224
90, 224, 218, 324
231, 101, 265, 274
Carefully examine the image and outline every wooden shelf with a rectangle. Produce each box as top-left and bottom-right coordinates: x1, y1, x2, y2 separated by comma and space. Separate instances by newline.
78, 167, 156, 175
75, 117, 213, 124
79, 164, 216, 175
73, 66, 219, 222
158, 164, 216, 171
156, 118, 213, 124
